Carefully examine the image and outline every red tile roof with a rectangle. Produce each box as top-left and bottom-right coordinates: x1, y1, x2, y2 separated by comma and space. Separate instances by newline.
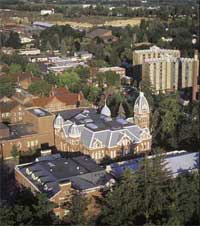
32, 88, 85, 108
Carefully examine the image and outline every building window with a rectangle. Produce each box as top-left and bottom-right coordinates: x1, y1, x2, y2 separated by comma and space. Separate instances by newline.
64, 210, 69, 216
31, 141, 34, 147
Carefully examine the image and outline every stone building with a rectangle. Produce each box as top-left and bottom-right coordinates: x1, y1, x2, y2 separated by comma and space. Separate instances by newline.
54, 92, 152, 161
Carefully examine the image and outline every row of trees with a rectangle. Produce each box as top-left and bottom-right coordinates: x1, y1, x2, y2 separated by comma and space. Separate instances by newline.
0, 190, 57, 226
2, 1, 198, 19
38, 15, 198, 66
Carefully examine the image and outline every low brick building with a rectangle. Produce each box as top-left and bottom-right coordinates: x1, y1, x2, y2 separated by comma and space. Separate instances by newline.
15, 153, 114, 218
0, 107, 55, 159
98, 67, 126, 79
32, 87, 88, 112
0, 97, 25, 123
8, 72, 41, 90
86, 28, 118, 43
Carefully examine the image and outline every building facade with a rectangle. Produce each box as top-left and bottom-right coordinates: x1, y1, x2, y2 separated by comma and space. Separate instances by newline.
0, 97, 25, 123
0, 107, 55, 159
32, 87, 88, 112
98, 67, 126, 79
179, 57, 196, 89
142, 57, 179, 93
134, 46, 199, 93
133, 45, 180, 65
54, 92, 152, 161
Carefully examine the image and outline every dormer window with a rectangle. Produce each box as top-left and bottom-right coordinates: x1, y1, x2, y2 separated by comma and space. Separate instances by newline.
93, 139, 103, 149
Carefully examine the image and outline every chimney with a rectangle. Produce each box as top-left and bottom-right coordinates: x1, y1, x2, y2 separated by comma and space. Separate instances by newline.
192, 50, 199, 101
78, 92, 81, 102
58, 180, 71, 191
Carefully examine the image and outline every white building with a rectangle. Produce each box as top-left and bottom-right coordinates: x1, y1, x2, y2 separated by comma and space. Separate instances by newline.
40, 9, 55, 16
98, 67, 126, 79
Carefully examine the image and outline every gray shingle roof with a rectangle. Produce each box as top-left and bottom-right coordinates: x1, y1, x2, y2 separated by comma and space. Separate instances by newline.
59, 108, 149, 149
16, 154, 111, 197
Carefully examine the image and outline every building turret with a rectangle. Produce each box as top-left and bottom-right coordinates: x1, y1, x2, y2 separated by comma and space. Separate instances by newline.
134, 92, 150, 128
54, 114, 64, 129
101, 102, 111, 117
68, 122, 80, 138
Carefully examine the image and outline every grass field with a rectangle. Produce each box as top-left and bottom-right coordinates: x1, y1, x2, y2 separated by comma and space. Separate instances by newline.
54, 16, 144, 28
0, 10, 144, 29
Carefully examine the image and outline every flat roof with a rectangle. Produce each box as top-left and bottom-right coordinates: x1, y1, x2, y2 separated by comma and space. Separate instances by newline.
17, 154, 111, 197
0, 122, 9, 130
0, 123, 36, 141
28, 108, 52, 117
110, 152, 200, 178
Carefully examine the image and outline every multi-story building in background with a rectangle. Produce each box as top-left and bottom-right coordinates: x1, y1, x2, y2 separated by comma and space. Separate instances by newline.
133, 45, 180, 65
133, 46, 199, 94
142, 56, 179, 93
179, 57, 196, 89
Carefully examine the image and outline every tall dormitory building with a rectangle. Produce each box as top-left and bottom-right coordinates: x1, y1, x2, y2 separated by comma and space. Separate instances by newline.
133, 46, 199, 94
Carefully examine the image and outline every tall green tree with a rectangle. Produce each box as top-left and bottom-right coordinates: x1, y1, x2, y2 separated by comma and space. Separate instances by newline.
99, 170, 139, 226
9, 64, 22, 74
105, 71, 120, 87
65, 192, 89, 226
136, 151, 173, 225
0, 76, 15, 97
25, 63, 41, 77
58, 71, 80, 89
28, 80, 51, 96
6, 31, 21, 49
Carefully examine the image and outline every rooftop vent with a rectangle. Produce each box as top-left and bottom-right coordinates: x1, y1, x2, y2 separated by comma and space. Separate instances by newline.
41, 149, 52, 157
104, 117, 112, 122
84, 118, 93, 123
48, 162, 55, 167
87, 123, 98, 130
116, 118, 128, 125
33, 108, 46, 116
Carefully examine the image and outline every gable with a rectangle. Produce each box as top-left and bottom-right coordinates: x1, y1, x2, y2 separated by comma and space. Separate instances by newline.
46, 97, 66, 107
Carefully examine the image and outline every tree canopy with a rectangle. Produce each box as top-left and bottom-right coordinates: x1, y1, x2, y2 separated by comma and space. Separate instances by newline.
0, 76, 15, 97
28, 80, 52, 96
